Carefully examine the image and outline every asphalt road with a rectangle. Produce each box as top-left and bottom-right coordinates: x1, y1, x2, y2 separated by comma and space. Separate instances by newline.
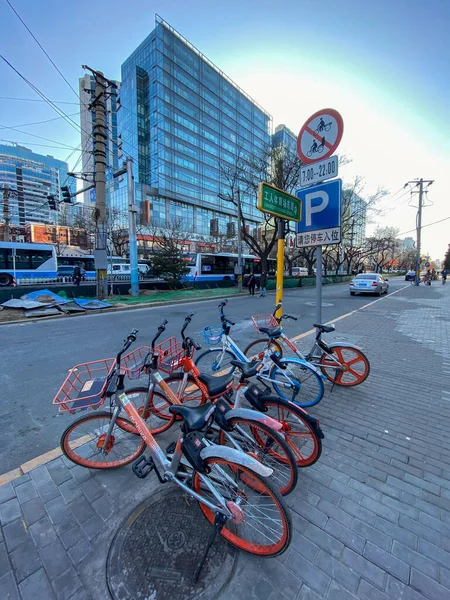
0, 277, 408, 472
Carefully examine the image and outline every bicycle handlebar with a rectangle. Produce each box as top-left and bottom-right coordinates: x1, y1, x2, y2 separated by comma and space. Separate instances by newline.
217, 299, 235, 326
151, 320, 168, 350
181, 313, 194, 340
117, 328, 139, 363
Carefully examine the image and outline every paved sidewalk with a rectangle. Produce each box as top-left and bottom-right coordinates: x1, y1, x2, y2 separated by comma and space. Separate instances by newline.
1, 283, 450, 599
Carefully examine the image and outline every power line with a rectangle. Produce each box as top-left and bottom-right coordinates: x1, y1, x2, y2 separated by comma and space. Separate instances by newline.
0, 113, 79, 129
396, 216, 449, 237
0, 138, 79, 150
0, 125, 79, 150
4, 0, 82, 104
0, 96, 78, 105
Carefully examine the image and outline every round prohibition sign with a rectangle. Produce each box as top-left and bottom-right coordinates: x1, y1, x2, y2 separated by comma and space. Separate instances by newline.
297, 108, 344, 165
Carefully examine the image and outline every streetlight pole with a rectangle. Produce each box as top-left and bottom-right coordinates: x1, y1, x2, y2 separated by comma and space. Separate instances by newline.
236, 187, 243, 291
126, 157, 139, 297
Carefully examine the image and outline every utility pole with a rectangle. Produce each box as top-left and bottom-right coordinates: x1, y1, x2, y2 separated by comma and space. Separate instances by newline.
82, 65, 117, 299
236, 187, 243, 291
2, 186, 10, 242
126, 157, 139, 297
404, 178, 434, 286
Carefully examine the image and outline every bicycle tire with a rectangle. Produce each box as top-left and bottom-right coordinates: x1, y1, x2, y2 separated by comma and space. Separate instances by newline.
124, 387, 176, 434
306, 150, 313, 157
60, 411, 146, 469
325, 123, 331, 131
258, 396, 322, 467
318, 346, 370, 386
243, 338, 283, 360
193, 457, 291, 556
218, 417, 298, 496
195, 348, 236, 376
318, 145, 324, 154
269, 358, 324, 407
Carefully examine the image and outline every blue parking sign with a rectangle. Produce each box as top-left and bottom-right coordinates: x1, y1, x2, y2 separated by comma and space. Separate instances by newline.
295, 179, 342, 247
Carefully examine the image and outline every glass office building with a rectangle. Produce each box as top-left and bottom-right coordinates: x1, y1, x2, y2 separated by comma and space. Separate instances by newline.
0, 144, 76, 226
117, 16, 272, 244
272, 124, 297, 154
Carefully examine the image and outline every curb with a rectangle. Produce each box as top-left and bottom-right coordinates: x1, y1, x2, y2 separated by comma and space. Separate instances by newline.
0, 281, 409, 485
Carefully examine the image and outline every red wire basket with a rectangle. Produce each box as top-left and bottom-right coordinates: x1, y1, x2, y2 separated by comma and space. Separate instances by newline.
251, 314, 278, 333
53, 358, 116, 414
154, 337, 185, 374
121, 346, 151, 380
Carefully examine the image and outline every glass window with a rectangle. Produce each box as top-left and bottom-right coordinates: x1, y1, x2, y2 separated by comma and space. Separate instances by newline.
15, 250, 31, 269
31, 250, 53, 268
0, 249, 8, 269
150, 196, 166, 228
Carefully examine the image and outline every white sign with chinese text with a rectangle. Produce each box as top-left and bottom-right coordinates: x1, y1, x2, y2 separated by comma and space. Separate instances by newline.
295, 227, 341, 248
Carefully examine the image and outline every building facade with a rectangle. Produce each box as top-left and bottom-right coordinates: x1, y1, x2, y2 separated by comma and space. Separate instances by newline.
345, 192, 367, 247
79, 75, 121, 206
117, 16, 272, 247
401, 236, 415, 250
272, 124, 297, 154
0, 144, 76, 227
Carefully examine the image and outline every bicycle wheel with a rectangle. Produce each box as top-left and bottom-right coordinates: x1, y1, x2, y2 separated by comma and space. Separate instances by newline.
60, 411, 146, 469
193, 457, 291, 556
269, 358, 324, 407
125, 387, 175, 434
306, 150, 313, 157
319, 346, 370, 386
318, 145, 324, 154
218, 417, 298, 496
258, 396, 322, 467
243, 338, 283, 361
195, 348, 236, 376
324, 123, 331, 132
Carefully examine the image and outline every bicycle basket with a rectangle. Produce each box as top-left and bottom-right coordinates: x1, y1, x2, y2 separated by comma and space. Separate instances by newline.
53, 358, 116, 414
154, 337, 185, 374
251, 314, 278, 333
202, 325, 222, 345
121, 346, 151, 380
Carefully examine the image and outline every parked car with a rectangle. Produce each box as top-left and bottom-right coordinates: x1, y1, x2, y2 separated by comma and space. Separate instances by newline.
288, 267, 308, 277
108, 263, 150, 278
350, 273, 389, 296
405, 270, 416, 281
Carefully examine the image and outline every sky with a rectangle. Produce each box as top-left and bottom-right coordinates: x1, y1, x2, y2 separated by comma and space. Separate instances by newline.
0, 0, 449, 259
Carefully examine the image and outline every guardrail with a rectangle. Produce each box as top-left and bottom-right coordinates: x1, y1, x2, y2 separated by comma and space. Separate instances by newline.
12, 274, 155, 286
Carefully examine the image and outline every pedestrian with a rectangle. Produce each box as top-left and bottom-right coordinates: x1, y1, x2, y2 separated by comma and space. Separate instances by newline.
259, 271, 267, 297
72, 264, 82, 286
442, 269, 447, 285
247, 272, 256, 296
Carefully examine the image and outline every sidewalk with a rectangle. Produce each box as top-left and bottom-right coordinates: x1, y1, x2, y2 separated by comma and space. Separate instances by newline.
1, 283, 450, 599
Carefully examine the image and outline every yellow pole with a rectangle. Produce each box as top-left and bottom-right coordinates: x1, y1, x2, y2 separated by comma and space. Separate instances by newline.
275, 219, 285, 319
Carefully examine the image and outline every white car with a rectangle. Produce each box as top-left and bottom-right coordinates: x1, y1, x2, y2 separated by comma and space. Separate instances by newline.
350, 273, 389, 296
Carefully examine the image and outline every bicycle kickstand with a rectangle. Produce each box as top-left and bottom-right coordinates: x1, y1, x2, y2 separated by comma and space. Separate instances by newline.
330, 369, 343, 393
194, 512, 227, 584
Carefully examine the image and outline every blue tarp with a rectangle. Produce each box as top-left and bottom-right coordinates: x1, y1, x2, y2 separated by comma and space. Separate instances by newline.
21, 289, 70, 306
73, 298, 112, 310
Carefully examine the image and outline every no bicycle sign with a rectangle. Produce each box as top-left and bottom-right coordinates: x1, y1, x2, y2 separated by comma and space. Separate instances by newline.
297, 108, 344, 165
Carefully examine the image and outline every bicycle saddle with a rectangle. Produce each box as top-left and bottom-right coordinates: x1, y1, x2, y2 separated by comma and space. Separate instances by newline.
230, 359, 260, 379
257, 326, 282, 337
197, 372, 234, 398
169, 403, 215, 432
313, 323, 335, 333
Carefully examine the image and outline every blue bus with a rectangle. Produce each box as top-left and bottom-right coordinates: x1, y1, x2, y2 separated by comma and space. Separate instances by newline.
184, 252, 276, 282
0, 241, 57, 286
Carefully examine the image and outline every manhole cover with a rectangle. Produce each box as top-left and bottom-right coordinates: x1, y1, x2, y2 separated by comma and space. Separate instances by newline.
107, 490, 236, 600
304, 301, 334, 307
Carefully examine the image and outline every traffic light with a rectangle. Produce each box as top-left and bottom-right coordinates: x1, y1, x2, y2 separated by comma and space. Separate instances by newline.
61, 186, 72, 203
47, 195, 58, 211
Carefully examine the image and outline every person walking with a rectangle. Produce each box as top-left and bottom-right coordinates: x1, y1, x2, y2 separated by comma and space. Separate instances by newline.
247, 272, 256, 296
259, 271, 267, 297
72, 264, 82, 286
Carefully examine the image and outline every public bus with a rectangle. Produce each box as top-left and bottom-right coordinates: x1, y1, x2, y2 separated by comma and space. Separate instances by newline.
57, 254, 96, 277
184, 252, 277, 282
0, 241, 57, 286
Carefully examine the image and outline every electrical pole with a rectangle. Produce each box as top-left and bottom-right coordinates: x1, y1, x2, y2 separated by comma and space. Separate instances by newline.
126, 157, 139, 297
82, 65, 117, 299
2, 186, 10, 242
236, 187, 243, 291
404, 178, 434, 286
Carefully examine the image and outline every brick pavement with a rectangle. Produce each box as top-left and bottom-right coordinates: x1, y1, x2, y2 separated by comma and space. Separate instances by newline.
1, 282, 450, 599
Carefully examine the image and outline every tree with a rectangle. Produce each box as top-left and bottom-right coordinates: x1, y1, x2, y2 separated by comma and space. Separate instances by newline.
218, 143, 304, 272
444, 246, 450, 271
146, 219, 191, 286
364, 227, 400, 272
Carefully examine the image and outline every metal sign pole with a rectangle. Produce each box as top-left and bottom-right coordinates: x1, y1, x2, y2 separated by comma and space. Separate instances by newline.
275, 219, 286, 319
315, 246, 322, 324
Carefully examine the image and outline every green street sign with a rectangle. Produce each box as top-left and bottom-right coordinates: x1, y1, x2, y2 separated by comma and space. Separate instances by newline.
257, 182, 301, 222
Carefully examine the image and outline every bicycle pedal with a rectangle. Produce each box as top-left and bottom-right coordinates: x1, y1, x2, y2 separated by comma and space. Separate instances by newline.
132, 455, 154, 479
166, 442, 177, 455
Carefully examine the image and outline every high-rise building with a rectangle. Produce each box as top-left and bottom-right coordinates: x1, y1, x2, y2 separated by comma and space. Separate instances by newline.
117, 15, 272, 246
79, 74, 121, 206
272, 124, 297, 154
345, 193, 367, 247
401, 236, 415, 250
0, 144, 76, 226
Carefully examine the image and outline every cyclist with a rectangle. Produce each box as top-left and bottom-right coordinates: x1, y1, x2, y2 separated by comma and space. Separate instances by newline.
310, 139, 318, 153
317, 117, 325, 132
320, 136, 326, 148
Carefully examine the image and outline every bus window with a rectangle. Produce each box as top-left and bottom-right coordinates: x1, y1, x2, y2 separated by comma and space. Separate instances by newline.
0, 249, 7, 269
31, 250, 53, 269
15, 250, 31, 269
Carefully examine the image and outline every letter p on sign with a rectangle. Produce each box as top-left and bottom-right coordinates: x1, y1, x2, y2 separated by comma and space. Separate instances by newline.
305, 191, 329, 227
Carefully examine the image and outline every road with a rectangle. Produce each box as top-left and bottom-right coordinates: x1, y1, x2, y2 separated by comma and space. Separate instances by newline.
0, 277, 407, 472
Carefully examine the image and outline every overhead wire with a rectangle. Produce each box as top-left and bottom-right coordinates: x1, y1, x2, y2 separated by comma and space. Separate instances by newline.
0, 113, 80, 129
0, 126, 80, 150
0, 96, 78, 105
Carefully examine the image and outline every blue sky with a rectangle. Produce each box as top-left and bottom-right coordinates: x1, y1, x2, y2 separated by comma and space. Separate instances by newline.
0, 0, 448, 258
